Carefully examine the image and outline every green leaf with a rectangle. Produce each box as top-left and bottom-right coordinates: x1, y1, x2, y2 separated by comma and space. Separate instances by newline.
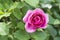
9, 2, 25, 12
31, 31, 47, 40
57, 0, 60, 3
40, 0, 54, 3
17, 2, 25, 9
49, 15, 55, 24
54, 37, 60, 40
0, 3, 4, 10
17, 22, 24, 30
0, 10, 11, 19
54, 19, 60, 25
13, 9, 22, 20
53, 11, 60, 19
24, 0, 39, 7
46, 25, 57, 37
21, 6, 30, 15
0, 36, 8, 40
13, 38, 19, 40
14, 30, 30, 40
0, 0, 13, 4
0, 10, 4, 15
0, 12, 11, 19
8, 2, 19, 11
21, 5, 33, 16
59, 30, 60, 35
10, 14, 18, 27
0, 22, 9, 35
49, 15, 60, 25
0, 0, 13, 10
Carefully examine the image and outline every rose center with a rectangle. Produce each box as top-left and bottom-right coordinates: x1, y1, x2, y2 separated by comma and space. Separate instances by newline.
33, 16, 40, 22
32, 16, 43, 25
30, 13, 44, 26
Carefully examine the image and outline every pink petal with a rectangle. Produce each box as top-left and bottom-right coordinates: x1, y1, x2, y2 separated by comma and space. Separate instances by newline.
39, 14, 49, 29
33, 8, 45, 14
23, 10, 32, 23
45, 14, 49, 24
25, 22, 36, 33
39, 26, 47, 29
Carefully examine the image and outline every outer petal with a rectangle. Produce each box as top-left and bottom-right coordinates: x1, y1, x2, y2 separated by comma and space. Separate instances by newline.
23, 10, 32, 23
33, 8, 45, 15
45, 14, 49, 24
25, 22, 36, 33
39, 14, 49, 29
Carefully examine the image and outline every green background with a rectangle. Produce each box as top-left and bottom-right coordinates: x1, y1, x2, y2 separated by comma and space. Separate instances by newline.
0, 0, 60, 40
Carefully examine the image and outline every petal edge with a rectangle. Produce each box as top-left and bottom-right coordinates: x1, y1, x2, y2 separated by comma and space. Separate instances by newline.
23, 10, 32, 23
25, 22, 36, 33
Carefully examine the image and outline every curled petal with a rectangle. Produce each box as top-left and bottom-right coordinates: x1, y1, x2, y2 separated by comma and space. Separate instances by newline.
23, 10, 32, 23
25, 22, 36, 33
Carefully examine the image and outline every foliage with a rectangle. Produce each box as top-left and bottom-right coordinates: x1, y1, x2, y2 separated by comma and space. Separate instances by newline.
0, 0, 60, 40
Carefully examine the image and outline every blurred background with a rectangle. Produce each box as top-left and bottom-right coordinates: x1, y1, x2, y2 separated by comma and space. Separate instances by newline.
0, 0, 60, 40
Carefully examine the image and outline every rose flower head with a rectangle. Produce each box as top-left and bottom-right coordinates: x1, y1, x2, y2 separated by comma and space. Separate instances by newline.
23, 8, 49, 33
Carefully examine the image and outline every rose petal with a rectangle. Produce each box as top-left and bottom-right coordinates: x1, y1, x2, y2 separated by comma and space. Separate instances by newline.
45, 14, 49, 24
25, 22, 36, 33
39, 14, 49, 29
23, 10, 32, 23
39, 25, 47, 29
33, 8, 45, 15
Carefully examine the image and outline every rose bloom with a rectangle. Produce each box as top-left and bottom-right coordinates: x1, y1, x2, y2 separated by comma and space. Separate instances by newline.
23, 8, 49, 33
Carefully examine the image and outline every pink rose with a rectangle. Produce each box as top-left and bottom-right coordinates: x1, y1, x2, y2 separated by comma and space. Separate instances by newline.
23, 8, 49, 33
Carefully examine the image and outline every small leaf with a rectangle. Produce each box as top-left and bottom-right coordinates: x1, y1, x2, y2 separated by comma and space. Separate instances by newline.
17, 22, 24, 30
49, 15, 55, 24
46, 25, 57, 37
40, 0, 54, 3
54, 37, 60, 40
0, 12, 11, 19
0, 3, 3, 10
0, 36, 8, 40
0, 0, 13, 10
31, 31, 47, 40
53, 11, 60, 19
9, 2, 19, 11
57, 0, 60, 3
21, 5, 32, 15
59, 30, 60, 35
25, 0, 39, 7
13, 9, 22, 20
0, 22, 9, 35
17, 2, 25, 9
54, 19, 60, 25
0, 10, 4, 15
9, 2, 25, 12
14, 30, 30, 40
